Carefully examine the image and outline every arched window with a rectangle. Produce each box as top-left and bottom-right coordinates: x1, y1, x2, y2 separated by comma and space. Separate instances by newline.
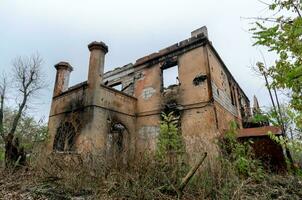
53, 122, 76, 152
109, 123, 125, 153
107, 122, 129, 165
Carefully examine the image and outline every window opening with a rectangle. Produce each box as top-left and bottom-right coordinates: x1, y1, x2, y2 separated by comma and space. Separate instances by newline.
53, 122, 76, 152
163, 65, 179, 89
107, 122, 129, 166
229, 82, 235, 105
110, 82, 122, 91
234, 86, 238, 107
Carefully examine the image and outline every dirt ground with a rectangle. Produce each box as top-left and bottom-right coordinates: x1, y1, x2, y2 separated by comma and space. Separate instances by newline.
0, 168, 46, 200
0, 168, 96, 200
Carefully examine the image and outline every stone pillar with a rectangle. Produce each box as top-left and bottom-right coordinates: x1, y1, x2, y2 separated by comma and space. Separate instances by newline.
53, 62, 73, 96
87, 41, 108, 89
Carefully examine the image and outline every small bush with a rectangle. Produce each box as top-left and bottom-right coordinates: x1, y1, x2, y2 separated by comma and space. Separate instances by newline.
156, 112, 186, 161
219, 121, 264, 179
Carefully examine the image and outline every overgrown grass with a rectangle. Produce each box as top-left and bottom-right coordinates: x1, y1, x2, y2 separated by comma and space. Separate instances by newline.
218, 121, 265, 179
12, 120, 302, 199
28, 148, 302, 200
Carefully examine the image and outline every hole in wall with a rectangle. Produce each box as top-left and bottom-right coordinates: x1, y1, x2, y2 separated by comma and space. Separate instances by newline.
193, 74, 207, 86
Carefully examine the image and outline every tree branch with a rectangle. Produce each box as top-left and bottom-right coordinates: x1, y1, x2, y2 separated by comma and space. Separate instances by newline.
293, 4, 301, 17
9, 54, 45, 136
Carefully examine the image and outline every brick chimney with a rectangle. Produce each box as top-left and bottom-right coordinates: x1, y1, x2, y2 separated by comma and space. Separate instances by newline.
87, 41, 108, 89
53, 62, 73, 96
191, 26, 208, 38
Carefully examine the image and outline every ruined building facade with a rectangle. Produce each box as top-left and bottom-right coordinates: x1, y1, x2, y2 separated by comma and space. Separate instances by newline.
47, 27, 252, 161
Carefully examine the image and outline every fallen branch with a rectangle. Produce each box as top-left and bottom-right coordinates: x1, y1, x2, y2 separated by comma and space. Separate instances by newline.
177, 152, 207, 197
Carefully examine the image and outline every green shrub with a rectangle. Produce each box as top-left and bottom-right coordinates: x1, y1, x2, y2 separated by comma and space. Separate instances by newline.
219, 121, 264, 178
156, 112, 186, 162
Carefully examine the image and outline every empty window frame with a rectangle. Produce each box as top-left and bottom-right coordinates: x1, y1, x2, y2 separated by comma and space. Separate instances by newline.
107, 122, 129, 165
233, 86, 238, 107
162, 64, 179, 89
53, 122, 76, 152
229, 82, 235, 105
110, 82, 123, 91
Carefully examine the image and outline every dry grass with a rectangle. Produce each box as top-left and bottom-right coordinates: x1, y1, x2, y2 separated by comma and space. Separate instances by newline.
1, 154, 302, 200
1, 140, 302, 200
0, 168, 48, 200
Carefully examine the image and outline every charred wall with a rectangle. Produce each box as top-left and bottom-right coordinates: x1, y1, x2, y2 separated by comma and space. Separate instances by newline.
100, 33, 251, 158
207, 45, 250, 129
48, 27, 252, 163
48, 83, 91, 153
130, 44, 218, 157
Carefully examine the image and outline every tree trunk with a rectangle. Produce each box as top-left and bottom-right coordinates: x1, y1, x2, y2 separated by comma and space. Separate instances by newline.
272, 87, 295, 168
4, 133, 26, 168
4, 83, 28, 168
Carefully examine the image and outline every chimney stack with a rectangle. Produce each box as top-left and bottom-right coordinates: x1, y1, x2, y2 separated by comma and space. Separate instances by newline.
253, 95, 261, 115
191, 26, 208, 38
53, 62, 73, 96
87, 41, 108, 89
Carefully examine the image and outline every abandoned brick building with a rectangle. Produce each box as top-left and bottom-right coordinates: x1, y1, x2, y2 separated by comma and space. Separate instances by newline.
47, 26, 283, 165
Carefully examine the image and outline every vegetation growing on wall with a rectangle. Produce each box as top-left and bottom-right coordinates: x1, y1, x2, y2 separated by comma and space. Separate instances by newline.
156, 112, 185, 162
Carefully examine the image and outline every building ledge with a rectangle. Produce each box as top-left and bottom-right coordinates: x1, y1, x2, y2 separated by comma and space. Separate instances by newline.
236, 126, 282, 138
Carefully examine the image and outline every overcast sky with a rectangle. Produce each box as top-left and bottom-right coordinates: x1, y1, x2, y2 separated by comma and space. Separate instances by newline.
0, 0, 277, 121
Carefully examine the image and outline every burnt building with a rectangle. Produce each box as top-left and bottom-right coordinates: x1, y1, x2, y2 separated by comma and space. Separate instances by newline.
47, 26, 254, 161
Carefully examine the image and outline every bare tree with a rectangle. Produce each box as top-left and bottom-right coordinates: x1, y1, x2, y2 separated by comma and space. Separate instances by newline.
0, 54, 46, 167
